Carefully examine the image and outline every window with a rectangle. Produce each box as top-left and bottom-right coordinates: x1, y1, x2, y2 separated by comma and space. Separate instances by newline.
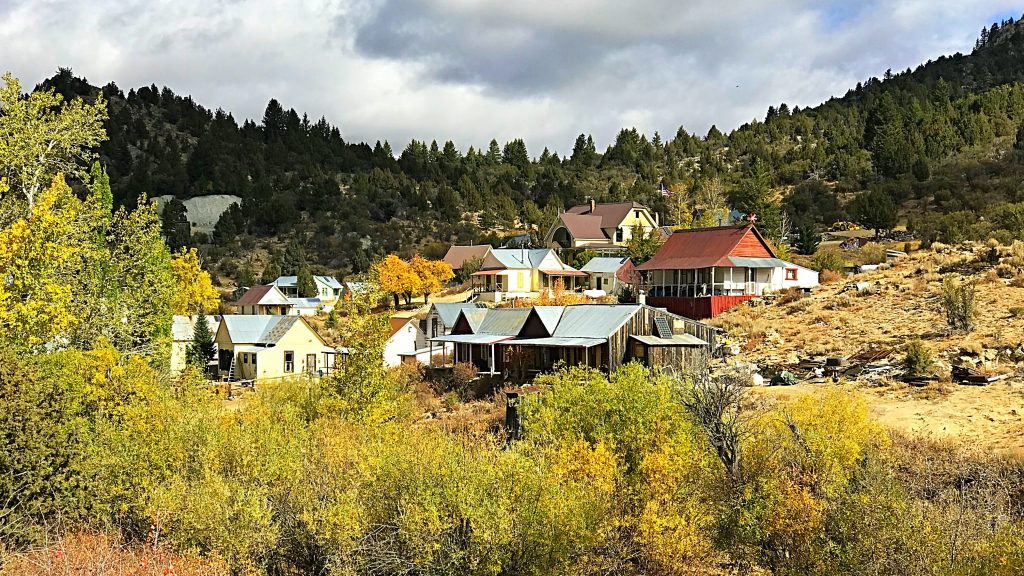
284, 351, 295, 373
243, 353, 249, 364
785, 268, 798, 281
634, 210, 641, 219
615, 229, 624, 242
431, 320, 439, 338
252, 355, 257, 370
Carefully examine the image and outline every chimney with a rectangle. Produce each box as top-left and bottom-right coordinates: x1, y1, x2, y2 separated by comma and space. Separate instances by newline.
589, 197, 596, 213
638, 290, 647, 306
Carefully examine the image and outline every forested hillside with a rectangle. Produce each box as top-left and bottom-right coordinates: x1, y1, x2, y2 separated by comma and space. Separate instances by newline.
37, 15, 1024, 281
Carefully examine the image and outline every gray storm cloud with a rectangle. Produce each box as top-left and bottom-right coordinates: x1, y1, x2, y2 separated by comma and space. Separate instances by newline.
0, 0, 1018, 154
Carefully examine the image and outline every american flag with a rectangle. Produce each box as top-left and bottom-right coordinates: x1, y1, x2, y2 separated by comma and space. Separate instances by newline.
659, 182, 673, 197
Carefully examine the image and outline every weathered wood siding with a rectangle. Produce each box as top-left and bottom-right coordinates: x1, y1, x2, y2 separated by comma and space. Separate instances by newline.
607, 305, 721, 371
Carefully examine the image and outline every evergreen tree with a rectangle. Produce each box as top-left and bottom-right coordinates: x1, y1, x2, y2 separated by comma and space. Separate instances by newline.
161, 198, 191, 251
850, 189, 898, 239
186, 314, 215, 370
297, 265, 317, 298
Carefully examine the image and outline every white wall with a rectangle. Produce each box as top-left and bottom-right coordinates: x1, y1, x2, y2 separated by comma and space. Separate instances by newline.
383, 322, 423, 367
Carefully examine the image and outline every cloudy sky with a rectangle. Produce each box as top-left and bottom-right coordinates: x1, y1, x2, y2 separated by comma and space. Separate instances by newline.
1, 1, 1020, 154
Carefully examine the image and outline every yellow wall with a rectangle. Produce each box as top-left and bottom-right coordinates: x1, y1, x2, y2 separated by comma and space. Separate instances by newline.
217, 320, 326, 382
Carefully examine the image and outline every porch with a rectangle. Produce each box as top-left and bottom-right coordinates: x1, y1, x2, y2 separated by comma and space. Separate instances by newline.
641, 266, 773, 299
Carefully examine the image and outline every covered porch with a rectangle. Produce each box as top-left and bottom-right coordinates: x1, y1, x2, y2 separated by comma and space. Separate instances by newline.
642, 266, 773, 298
498, 338, 607, 382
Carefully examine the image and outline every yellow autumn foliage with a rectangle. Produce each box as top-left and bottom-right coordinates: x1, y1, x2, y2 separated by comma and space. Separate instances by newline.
170, 247, 220, 315
0, 176, 86, 348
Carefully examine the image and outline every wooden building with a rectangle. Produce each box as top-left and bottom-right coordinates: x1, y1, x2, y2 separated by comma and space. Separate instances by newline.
430, 304, 719, 381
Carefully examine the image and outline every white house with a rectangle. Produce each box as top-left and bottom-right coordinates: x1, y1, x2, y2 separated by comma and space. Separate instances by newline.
273, 275, 343, 304
471, 248, 586, 303
579, 257, 637, 296
287, 297, 326, 316
384, 316, 428, 367
235, 285, 292, 315
545, 200, 659, 250
171, 315, 220, 373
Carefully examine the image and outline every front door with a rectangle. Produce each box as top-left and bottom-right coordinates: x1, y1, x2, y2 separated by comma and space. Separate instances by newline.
596, 276, 603, 290
306, 354, 317, 373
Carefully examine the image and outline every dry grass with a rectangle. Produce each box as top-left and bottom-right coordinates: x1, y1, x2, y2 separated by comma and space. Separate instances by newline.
725, 244, 1024, 451
0, 532, 229, 576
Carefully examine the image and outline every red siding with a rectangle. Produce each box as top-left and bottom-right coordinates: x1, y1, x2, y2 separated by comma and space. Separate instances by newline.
648, 295, 757, 319
729, 228, 773, 258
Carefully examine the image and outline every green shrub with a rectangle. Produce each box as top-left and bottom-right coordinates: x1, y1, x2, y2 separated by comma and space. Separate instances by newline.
904, 340, 934, 376
812, 248, 846, 273
940, 275, 977, 333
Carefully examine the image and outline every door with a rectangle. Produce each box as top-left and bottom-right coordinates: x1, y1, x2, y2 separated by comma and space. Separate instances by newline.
306, 354, 317, 373
596, 276, 603, 290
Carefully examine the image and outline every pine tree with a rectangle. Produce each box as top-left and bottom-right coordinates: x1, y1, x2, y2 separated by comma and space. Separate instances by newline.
186, 314, 216, 370
297, 265, 317, 298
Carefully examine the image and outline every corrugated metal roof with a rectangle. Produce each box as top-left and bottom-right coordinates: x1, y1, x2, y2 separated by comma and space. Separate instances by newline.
172, 315, 220, 341
317, 276, 342, 289
273, 276, 341, 290
504, 337, 605, 347
460, 309, 489, 333
489, 249, 554, 269
221, 315, 301, 344
726, 257, 790, 268
531, 306, 565, 335
432, 302, 486, 327
430, 334, 515, 345
477, 308, 532, 335
580, 257, 630, 274
630, 333, 708, 347
288, 297, 323, 309
637, 226, 774, 271
551, 305, 640, 338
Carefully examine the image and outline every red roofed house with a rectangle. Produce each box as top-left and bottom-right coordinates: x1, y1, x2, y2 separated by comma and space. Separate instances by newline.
442, 245, 492, 271
637, 225, 818, 319
545, 200, 658, 251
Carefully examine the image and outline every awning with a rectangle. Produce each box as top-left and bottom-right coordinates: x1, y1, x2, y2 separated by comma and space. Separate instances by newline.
540, 269, 588, 276
430, 334, 515, 345
726, 257, 792, 268
630, 334, 708, 347
471, 269, 505, 276
501, 337, 605, 347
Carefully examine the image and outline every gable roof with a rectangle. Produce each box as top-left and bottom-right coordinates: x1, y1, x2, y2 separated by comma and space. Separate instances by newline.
389, 316, 416, 337
637, 225, 776, 271
443, 245, 492, 269
431, 302, 487, 327
551, 305, 640, 338
220, 315, 324, 346
580, 257, 631, 274
288, 297, 323, 309
273, 275, 342, 290
556, 212, 608, 241
172, 315, 221, 342
477, 308, 533, 335
236, 284, 291, 306
566, 201, 649, 229
486, 248, 554, 269
531, 306, 565, 335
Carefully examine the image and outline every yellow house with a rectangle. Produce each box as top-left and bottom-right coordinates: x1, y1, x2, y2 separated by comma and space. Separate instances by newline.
545, 200, 659, 250
470, 248, 586, 303
214, 315, 338, 381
